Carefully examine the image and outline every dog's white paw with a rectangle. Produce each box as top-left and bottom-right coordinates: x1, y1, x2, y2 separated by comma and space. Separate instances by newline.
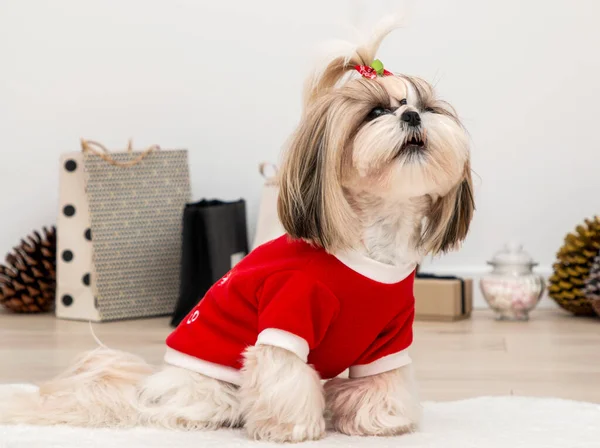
240, 345, 327, 442
325, 367, 421, 437
328, 404, 415, 437
246, 417, 326, 442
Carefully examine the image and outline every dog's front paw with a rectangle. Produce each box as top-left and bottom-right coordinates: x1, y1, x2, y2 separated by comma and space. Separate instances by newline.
246, 417, 326, 443
328, 401, 415, 437
240, 345, 327, 442
325, 367, 421, 437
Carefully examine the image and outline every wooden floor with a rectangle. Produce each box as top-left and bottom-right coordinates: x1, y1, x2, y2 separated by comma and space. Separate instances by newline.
1, 308, 599, 403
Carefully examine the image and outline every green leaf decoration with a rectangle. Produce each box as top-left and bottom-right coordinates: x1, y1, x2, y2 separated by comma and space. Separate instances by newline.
371, 59, 384, 75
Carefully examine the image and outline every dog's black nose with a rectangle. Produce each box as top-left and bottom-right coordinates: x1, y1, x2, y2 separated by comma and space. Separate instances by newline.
401, 110, 421, 127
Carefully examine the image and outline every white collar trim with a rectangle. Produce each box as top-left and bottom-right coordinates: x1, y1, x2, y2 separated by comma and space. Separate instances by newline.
333, 250, 417, 284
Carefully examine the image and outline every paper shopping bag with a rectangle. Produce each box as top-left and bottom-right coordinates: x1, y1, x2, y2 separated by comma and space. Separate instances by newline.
251, 163, 286, 250
55, 139, 191, 322
170, 199, 249, 327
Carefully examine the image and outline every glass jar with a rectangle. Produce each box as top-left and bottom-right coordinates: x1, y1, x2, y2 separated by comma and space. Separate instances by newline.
480, 242, 545, 321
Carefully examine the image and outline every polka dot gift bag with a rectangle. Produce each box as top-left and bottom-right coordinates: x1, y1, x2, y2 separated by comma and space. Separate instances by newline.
55, 139, 191, 322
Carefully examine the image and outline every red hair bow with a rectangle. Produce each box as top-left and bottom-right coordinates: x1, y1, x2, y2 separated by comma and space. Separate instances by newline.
354, 59, 393, 79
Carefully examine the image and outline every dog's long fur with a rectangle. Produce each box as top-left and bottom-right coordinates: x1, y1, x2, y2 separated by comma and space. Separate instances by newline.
0, 17, 473, 442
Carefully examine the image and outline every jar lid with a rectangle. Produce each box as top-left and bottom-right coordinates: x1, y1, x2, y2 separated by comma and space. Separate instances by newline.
488, 242, 538, 267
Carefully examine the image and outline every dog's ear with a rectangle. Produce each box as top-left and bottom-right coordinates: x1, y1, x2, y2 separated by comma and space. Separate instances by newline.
420, 163, 475, 255
277, 96, 356, 253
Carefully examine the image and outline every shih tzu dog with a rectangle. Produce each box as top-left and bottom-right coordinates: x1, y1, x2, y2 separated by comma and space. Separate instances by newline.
0, 17, 473, 443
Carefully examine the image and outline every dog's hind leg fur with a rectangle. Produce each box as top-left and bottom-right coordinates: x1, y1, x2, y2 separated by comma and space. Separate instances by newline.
0, 348, 241, 430
0, 348, 152, 427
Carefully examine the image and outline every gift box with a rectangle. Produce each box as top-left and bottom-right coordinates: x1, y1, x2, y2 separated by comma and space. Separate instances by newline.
55, 139, 191, 322
413, 273, 473, 321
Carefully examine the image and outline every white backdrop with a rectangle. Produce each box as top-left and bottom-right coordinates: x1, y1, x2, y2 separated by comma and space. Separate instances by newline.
1, 0, 599, 308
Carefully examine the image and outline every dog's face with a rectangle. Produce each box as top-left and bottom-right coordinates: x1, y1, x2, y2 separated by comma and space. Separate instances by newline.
346, 75, 469, 202
277, 26, 474, 256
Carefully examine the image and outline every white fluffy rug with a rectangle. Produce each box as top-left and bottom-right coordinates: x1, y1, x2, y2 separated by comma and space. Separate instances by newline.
1, 385, 599, 447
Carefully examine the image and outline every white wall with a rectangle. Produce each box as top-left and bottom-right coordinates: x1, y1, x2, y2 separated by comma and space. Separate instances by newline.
1, 0, 599, 308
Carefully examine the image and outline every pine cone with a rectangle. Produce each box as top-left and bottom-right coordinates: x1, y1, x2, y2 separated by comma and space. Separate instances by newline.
0, 226, 57, 313
548, 216, 600, 316
583, 252, 600, 317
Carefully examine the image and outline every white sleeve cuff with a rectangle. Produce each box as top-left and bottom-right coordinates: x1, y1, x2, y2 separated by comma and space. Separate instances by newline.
349, 349, 412, 378
256, 328, 310, 362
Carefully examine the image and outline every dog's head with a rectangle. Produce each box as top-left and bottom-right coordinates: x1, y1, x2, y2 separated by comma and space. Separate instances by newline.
277, 20, 474, 256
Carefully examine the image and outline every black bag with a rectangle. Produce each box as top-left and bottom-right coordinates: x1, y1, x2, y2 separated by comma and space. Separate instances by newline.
170, 199, 248, 327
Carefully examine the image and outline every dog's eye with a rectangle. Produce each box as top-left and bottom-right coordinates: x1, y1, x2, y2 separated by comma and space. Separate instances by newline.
399, 98, 407, 106
366, 107, 391, 121
424, 107, 435, 113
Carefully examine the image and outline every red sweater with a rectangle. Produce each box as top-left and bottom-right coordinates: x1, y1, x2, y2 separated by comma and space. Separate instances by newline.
165, 235, 416, 385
